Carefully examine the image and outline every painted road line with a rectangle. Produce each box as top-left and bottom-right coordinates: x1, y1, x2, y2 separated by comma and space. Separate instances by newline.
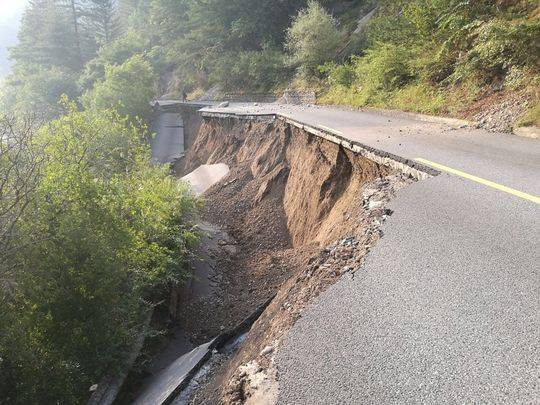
319, 124, 344, 136
416, 158, 540, 204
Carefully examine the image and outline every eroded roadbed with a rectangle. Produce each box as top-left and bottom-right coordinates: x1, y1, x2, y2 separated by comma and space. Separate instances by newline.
162, 117, 415, 404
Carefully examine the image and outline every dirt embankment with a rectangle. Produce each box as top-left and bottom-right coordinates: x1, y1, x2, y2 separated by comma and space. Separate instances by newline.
174, 117, 413, 404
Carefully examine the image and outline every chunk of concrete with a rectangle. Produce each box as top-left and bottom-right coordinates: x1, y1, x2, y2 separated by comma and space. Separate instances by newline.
181, 163, 230, 195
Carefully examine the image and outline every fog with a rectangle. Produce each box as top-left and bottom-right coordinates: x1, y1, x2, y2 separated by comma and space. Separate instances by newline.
0, 0, 27, 76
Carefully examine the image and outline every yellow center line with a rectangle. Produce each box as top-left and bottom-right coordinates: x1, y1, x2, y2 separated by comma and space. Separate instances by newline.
416, 158, 540, 204
318, 124, 344, 136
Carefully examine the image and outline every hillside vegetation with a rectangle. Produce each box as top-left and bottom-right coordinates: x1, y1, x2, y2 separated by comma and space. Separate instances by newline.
0, 104, 200, 403
321, 0, 540, 127
1, 2, 201, 403
1, 1, 538, 127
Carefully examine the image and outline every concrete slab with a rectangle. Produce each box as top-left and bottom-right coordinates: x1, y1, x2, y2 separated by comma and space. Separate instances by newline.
132, 340, 215, 405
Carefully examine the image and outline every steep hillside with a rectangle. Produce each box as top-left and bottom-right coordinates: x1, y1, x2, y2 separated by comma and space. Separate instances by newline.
2, 1, 537, 132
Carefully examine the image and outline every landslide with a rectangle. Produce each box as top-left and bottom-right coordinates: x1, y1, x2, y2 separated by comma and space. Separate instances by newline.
173, 117, 413, 404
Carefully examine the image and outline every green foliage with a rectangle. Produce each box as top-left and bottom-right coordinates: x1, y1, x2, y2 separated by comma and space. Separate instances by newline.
0, 105, 200, 403
4, 0, 132, 115
367, 0, 540, 83
79, 31, 152, 89
388, 83, 448, 114
11, 0, 83, 72
517, 101, 540, 127
210, 46, 288, 92
322, 43, 415, 106
322, 0, 540, 116
1, 66, 80, 116
355, 43, 414, 93
320, 62, 356, 87
286, 0, 342, 78
163, 0, 307, 92
81, 0, 120, 47
82, 55, 156, 122
451, 18, 540, 82
147, 0, 189, 45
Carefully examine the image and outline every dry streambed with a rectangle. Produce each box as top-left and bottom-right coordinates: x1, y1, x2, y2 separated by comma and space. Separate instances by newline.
170, 118, 414, 404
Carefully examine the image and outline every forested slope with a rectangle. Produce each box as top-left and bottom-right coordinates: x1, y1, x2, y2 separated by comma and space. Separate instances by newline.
1, 0, 538, 129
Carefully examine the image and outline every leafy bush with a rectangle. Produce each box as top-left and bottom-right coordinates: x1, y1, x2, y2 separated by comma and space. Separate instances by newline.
322, 0, 539, 118
79, 31, 152, 89
353, 43, 414, 102
452, 18, 540, 82
286, 0, 342, 78
320, 62, 356, 87
82, 55, 156, 122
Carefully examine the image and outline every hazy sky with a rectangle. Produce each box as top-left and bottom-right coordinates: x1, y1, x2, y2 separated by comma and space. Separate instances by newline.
0, 0, 28, 77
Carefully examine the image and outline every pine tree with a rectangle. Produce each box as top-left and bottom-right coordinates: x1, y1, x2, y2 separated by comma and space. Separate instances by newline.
65, 0, 84, 64
80, 0, 120, 48
10, 0, 83, 72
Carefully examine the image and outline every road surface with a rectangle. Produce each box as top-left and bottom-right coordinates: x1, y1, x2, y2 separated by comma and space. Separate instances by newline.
199, 103, 539, 404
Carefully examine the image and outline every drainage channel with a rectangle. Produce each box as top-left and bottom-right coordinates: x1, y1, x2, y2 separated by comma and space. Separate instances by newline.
132, 298, 274, 405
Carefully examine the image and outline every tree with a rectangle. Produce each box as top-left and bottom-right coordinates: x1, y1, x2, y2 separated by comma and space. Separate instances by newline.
148, 0, 189, 45
82, 54, 155, 121
11, 0, 83, 72
2, 66, 80, 117
81, 0, 120, 47
286, 0, 341, 78
166, 0, 306, 90
0, 114, 45, 285
65, 0, 85, 64
78, 30, 152, 89
117, 0, 143, 20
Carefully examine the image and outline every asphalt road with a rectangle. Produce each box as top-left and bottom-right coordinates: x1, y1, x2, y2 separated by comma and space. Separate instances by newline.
201, 103, 540, 404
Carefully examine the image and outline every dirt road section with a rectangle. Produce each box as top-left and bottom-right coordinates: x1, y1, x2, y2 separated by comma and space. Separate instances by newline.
171, 117, 414, 404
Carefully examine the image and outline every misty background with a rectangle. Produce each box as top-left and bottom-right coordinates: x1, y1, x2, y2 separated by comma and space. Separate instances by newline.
0, 0, 27, 77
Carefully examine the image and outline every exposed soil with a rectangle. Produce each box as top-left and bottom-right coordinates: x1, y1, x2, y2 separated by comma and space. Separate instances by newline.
171, 117, 414, 404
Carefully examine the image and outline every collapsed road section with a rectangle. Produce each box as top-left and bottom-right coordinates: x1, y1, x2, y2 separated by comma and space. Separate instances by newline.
134, 104, 435, 405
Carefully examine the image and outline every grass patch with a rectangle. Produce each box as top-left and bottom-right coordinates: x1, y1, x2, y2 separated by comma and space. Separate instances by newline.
320, 81, 481, 117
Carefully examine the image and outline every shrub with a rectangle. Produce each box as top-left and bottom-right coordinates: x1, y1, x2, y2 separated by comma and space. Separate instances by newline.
209, 46, 287, 93
320, 62, 356, 87
1, 66, 80, 116
452, 18, 540, 82
79, 31, 152, 89
286, 0, 342, 78
353, 43, 414, 101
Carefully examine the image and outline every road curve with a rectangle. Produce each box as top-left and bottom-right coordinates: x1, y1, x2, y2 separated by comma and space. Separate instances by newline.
201, 103, 540, 404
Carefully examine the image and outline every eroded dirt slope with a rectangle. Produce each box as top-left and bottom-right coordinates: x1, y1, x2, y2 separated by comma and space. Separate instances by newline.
173, 118, 413, 404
